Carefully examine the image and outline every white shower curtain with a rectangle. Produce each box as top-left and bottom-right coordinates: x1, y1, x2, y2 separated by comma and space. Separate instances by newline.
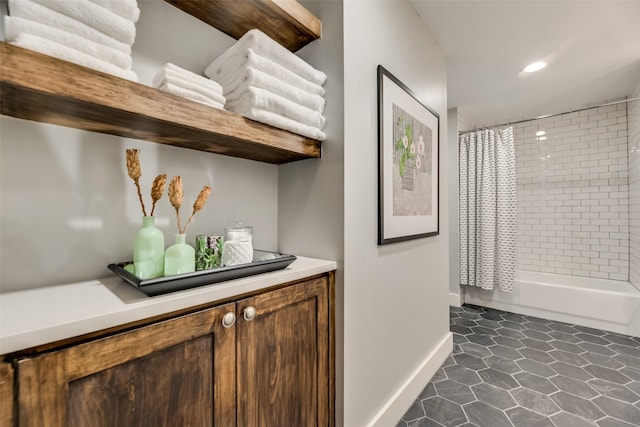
459, 127, 516, 292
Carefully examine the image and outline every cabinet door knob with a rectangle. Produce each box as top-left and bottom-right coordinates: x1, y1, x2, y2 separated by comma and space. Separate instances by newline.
243, 306, 256, 321
222, 312, 236, 328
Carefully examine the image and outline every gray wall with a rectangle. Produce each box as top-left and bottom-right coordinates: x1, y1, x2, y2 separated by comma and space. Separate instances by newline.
343, 2, 450, 425
278, 0, 345, 423
0, 1, 279, 291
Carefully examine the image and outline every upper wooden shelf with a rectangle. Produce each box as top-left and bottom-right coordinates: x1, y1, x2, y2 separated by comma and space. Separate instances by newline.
164, 0, 321, 52
0, 42, 321, 164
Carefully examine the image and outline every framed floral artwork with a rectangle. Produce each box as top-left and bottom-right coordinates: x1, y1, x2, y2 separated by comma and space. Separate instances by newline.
377, 65, 439, 245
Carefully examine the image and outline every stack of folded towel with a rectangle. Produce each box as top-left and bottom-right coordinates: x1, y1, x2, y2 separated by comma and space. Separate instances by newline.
5, 0, 139, 82
152, 63, 225, 109
205, 29, 327, 141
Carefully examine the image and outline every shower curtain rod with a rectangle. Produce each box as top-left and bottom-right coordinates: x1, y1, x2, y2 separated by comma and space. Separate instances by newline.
458, 96, 640, 135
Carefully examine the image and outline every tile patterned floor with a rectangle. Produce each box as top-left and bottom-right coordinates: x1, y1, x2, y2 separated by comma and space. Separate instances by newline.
397, 305, 640, 427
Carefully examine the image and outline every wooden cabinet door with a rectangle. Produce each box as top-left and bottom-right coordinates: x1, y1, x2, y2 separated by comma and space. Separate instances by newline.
16, 303, 236, 427
236, 277, 329, 427
1, 361, 14, 427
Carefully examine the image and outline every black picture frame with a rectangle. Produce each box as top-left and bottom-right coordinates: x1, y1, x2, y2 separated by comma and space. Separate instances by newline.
378, 65, 440, 245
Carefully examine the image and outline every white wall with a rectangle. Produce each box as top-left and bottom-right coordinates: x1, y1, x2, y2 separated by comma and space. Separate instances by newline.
447, 108, 460, 301
514, 103, 629, 280
0, 1, 279, 292
629, 84, 640, 286
343, 2, 451, 426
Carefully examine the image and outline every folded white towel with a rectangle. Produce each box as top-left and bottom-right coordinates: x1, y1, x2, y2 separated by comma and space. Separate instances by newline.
30, 0, 136, 45
225, 66, 325, 113
88, 0, 139, 23
153, 70, 226, 106
153, 70, 226, 105
5, 16, 132, 70
160, 63, 223, 93
10, 33, 138, 81
229, 105, 325, 141
226, 87, 325, 129
207, 29, 326, 86
158, 83, 224, 110
8, 0, 131, 54
208, 49, 325, 97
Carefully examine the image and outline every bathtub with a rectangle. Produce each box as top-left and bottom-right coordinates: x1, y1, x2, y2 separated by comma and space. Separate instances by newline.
463, 271, 640, 336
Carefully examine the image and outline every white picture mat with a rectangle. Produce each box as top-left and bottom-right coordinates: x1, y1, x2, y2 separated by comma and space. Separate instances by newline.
381, 73, 438, 241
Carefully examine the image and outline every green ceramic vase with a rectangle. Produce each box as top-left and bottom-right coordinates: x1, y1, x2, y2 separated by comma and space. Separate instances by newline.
164, 234, 195, 276
133, 216, 165, 279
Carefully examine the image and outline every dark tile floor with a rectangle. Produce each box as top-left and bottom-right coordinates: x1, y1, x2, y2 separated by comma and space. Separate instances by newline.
397, 305, 640, 427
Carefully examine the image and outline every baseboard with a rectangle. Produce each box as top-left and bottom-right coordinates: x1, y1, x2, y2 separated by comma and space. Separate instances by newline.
448, 292, 461, 307
365, 332, 453, 427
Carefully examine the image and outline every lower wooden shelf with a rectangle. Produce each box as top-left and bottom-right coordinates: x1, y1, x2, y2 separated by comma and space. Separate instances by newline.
0, 42, 321, 164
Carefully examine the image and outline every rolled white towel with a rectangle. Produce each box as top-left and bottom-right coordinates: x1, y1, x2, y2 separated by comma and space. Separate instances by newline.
5, 16, 132, 70
10, 33, 138, 81
8, 0, 131, 54
226, 86, 325, 129
158, 83, 225, 110
207, 29, 326, 85
88, 0, 140, 23
229, 105, 326, 141
161, 63, 223, 94
153, 65, 225, 105
225, 66, 325, 113
209, 49, 325, 97
30, 0, 136, 45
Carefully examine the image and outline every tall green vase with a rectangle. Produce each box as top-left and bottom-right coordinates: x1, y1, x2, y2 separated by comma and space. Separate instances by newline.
164, 234, 195, 276
133, 216, 165, 279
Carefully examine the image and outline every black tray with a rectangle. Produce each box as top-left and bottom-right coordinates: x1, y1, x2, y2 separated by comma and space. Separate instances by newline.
108, 250, 297, 296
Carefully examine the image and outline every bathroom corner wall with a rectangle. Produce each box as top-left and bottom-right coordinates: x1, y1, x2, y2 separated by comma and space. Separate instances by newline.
628, 84, 640, 287
514, 102, 630, 280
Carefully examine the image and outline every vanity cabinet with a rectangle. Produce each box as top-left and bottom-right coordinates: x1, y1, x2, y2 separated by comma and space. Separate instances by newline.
16, 302, 236, 426
4, 273, 334, 427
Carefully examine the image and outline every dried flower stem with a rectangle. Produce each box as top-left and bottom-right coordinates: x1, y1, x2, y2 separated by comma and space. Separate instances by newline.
182, 186, 211, 234
126, 149, 147, 216
150, 174, 167, 216
168, 176, 184, 233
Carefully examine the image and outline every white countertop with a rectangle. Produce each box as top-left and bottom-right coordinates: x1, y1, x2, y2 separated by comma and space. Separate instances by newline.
0, 256, 336, 355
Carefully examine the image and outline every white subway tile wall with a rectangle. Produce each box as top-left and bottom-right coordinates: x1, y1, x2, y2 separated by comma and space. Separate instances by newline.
514, 102, 629, 280
628, 87, 640, 286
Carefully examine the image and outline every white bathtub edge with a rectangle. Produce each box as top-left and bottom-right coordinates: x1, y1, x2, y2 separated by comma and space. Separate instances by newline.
463, 276, 640, 337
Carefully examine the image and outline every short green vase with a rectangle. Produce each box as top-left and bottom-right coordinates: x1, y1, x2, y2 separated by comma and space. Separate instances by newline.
164, 234, 195, 276
133, 216, 165, 279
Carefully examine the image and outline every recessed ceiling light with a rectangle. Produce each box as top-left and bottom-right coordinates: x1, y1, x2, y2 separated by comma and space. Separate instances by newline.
536, 130, 546, 136
523, 61, 547, 73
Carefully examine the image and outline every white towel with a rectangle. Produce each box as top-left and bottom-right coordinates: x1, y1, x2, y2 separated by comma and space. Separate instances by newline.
208, 49, 325, 97
158, 83, 225, 110
226, 86, 325, 129
207, 29, 326, 85
88, 0, 139, 23
30, 0, 136, 45
152, 65, 225, 105
8, 0, 132, 54
5, 16, 132, 70
10, 33, 138, 81
230, 106, 325, 141
225, 66, 325, 113
161, 63, 223, 93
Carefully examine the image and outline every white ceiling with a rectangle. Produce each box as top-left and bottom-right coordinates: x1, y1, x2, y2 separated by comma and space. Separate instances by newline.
410, 0, 640, 129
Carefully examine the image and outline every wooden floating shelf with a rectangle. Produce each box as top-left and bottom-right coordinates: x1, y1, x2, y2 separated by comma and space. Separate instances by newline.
0, 43, 321, 164
164, 0, 321, 52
